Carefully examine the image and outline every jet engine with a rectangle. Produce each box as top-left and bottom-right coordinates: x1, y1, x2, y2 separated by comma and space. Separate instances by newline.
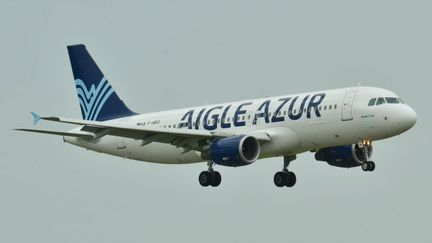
202, 135, 260, 167
315, 142, 373, 168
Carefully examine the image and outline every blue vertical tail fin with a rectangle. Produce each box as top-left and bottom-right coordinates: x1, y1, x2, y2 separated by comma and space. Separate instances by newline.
67, 44, 136, 121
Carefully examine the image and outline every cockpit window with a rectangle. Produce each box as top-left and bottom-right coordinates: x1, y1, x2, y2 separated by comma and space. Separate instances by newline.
376, 97, 386, 105
368, 98, 376, 106
385, 97, 400, 104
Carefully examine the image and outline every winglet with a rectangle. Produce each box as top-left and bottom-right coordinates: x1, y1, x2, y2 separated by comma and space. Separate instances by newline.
31, 112, 42, 125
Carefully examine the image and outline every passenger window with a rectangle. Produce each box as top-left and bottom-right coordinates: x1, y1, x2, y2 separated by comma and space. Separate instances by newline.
173, 125, 176, 128
329, 105, 332, 110
283, 110, 287, 115
319, 106, 322, 111
385, 97, 400, 104
376, 97, 386, 105
334, 104, 337, 109
324, 106, 327, 110
368, 98, 376, 106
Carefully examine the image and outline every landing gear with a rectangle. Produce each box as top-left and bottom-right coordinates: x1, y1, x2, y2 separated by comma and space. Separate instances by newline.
358, 140, 375, 172
361, 161, 375, 172
199, 161, 221, 187
274, 155, 297, 188
274, 171, 296, 187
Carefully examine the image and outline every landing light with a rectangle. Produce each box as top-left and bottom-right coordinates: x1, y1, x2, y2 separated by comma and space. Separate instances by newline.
362, 140, 372, 146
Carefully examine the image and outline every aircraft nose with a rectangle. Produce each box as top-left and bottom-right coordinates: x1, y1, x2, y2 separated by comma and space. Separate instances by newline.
403, 106, 417, 130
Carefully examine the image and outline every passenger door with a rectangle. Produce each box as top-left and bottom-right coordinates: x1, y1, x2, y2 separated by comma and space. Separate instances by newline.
341, 91, 357, 121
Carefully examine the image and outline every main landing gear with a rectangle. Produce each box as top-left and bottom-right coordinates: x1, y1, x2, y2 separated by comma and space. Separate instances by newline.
199, 161, 221, 187
274, 155, 297, 188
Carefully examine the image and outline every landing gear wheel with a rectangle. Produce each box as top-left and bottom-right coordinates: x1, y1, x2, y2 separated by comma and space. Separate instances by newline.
285, 171, 297, 187
367, 161, 375, 171
273, 171, 297, 187
199, 171, 211, 187
361, 162, 369, 171
210, 171, 222, 187
274, 172, 286, 187
199, 161, 222, 187
199, 170, 222, 187
361, 161, 376, 172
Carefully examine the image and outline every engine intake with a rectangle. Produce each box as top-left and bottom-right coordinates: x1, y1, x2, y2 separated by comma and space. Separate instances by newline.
202, 135, 260, 167
315, 143, 373, 168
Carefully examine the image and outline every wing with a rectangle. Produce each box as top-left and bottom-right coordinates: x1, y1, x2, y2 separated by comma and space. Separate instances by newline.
14, 128, 94, 139
16, 113, 271, 152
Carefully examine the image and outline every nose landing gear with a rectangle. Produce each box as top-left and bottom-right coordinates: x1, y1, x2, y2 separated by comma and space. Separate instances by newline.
358, 140, 375, 172
361, 161, 375, 171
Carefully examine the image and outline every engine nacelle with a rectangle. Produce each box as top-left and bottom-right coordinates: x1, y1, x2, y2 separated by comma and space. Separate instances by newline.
202, 135, 260, 167
315, 143, 373, 168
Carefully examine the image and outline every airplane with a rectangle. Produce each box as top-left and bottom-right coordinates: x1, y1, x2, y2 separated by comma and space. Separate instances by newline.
15, 44, 417, 188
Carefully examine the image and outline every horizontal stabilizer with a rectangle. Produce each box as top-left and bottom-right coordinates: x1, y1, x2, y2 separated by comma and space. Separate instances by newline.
31, 112, 41, 125
14, 128, 94, 139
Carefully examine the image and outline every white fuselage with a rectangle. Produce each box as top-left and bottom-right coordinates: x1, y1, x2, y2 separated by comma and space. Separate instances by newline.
64, 86, 417, 164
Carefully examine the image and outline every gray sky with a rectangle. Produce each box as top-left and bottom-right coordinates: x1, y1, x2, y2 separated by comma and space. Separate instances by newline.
1, 0, 431, 242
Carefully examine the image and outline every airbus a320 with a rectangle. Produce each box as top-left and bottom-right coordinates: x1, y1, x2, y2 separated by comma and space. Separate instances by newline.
16, 44, 417, 188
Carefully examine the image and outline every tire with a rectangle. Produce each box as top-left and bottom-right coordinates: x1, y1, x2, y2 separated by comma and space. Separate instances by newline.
274, 172, 286, 187
199, 171, 211, 187
361, 162, 369, 171
285, 171, 297, 187
210, 171, 222, 187
368, 161, 375, 171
